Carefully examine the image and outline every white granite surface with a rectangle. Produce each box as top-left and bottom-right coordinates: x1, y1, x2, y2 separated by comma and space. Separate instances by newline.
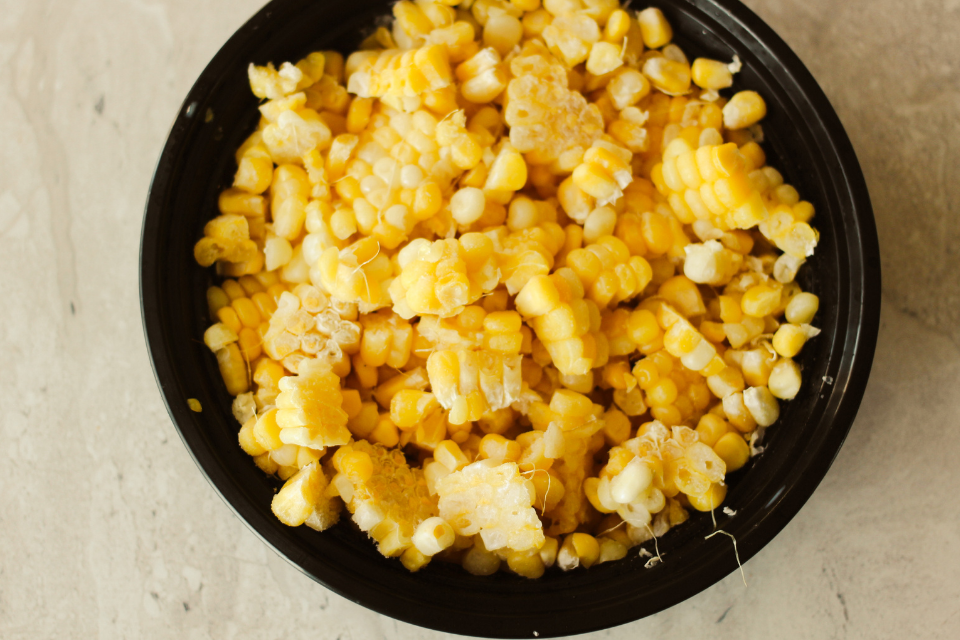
1, 0, 958, 638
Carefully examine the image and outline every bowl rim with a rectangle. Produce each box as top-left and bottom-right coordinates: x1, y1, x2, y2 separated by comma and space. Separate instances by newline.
140, 0, 881, 636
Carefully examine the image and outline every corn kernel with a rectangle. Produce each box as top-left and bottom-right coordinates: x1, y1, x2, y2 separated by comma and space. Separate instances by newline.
723, 90, 767, 129
637, 8, 672, 48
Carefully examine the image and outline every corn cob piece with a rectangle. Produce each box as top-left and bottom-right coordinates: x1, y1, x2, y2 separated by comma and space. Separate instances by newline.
504, 43, 605, 165
565, 236, 653, 308
271, 462, 342, 530
515, 269, 601, 376
653, 138, 768, 230
318, 236, 395, 310
436, 458, 544, 552
571, 138, 634, 206
389, 234, 499, 319
346, 44, 454, 111
427, 348, 523, 424
331, 440, 438, 557
274, 358, 351, 449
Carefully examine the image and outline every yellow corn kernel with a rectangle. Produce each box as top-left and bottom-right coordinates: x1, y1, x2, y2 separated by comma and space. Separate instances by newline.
659, 276, 706, 318
271, 462, 328, 526
220, 279, 245, 301
714, 432, 749, 472
435, 439, 471, 471
252, 452, 280, 477
462, 540, 502, 576
345, 96, 373, 134
642, 57, 690, 95
483, 13, 524, 56
606, 68, 650, 110
373, 367, 430, 409
203, 322, 239, 353
741, 284, 781, 318
399, 547, 431, 572
450, 187, 486, 225
391, 390, 440, 428
478, 433, 522, 463
368, 414, 401, 448
768, 358, 801, 400
717, 294, 742, 323
412, 517, 456, 556
541, 14, 602, 68
637, 7, 672, 48
586, 41, 623, 76
786, 292, 819, 325
506, 548, 546, 579
743, 385, 780, 427
248, 61, 305, 99
206, 286, 231, 319
603, 9, 631, 42
237, 327, 262, 362
233, 144, 274, 195
230, 297, 261, 329
695, 413, 730, 447
691, 57, 734, 90
338, 448, 375, 483
772, 323, 808, 357
546, 389, 592, 418
485, 145, 528, 191
687, 482, 727, 512
215, 344, 249, 395
252, 359, 284, 390
332, 391, 359, 423
630, 359, 658, 390
706, 365, 745, 399
557, 532, 601, 570
723, 90, 767, 129
646, 377, 678, 407
253, 409, 284, 451
238, 417, 266, 456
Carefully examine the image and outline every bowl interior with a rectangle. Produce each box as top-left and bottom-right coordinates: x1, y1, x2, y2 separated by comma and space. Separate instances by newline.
140, 0, 880, 636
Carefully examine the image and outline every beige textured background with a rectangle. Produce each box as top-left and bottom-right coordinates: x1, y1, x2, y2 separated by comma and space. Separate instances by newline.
1, 0, 958, 638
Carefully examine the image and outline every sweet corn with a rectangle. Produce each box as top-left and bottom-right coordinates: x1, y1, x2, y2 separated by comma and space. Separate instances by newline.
194, 1, 824, 578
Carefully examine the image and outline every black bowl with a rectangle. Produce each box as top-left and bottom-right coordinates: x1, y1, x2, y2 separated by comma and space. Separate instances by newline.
140, 0, 881, 636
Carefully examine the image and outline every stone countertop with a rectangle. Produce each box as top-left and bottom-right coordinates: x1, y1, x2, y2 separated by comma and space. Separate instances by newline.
1, 0, 957, 638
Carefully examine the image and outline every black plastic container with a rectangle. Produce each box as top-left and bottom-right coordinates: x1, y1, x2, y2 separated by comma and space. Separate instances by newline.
140, 0, 881, 636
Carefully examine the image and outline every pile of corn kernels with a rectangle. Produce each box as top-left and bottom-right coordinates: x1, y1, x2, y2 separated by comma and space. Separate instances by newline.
194, 0, 821, 577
